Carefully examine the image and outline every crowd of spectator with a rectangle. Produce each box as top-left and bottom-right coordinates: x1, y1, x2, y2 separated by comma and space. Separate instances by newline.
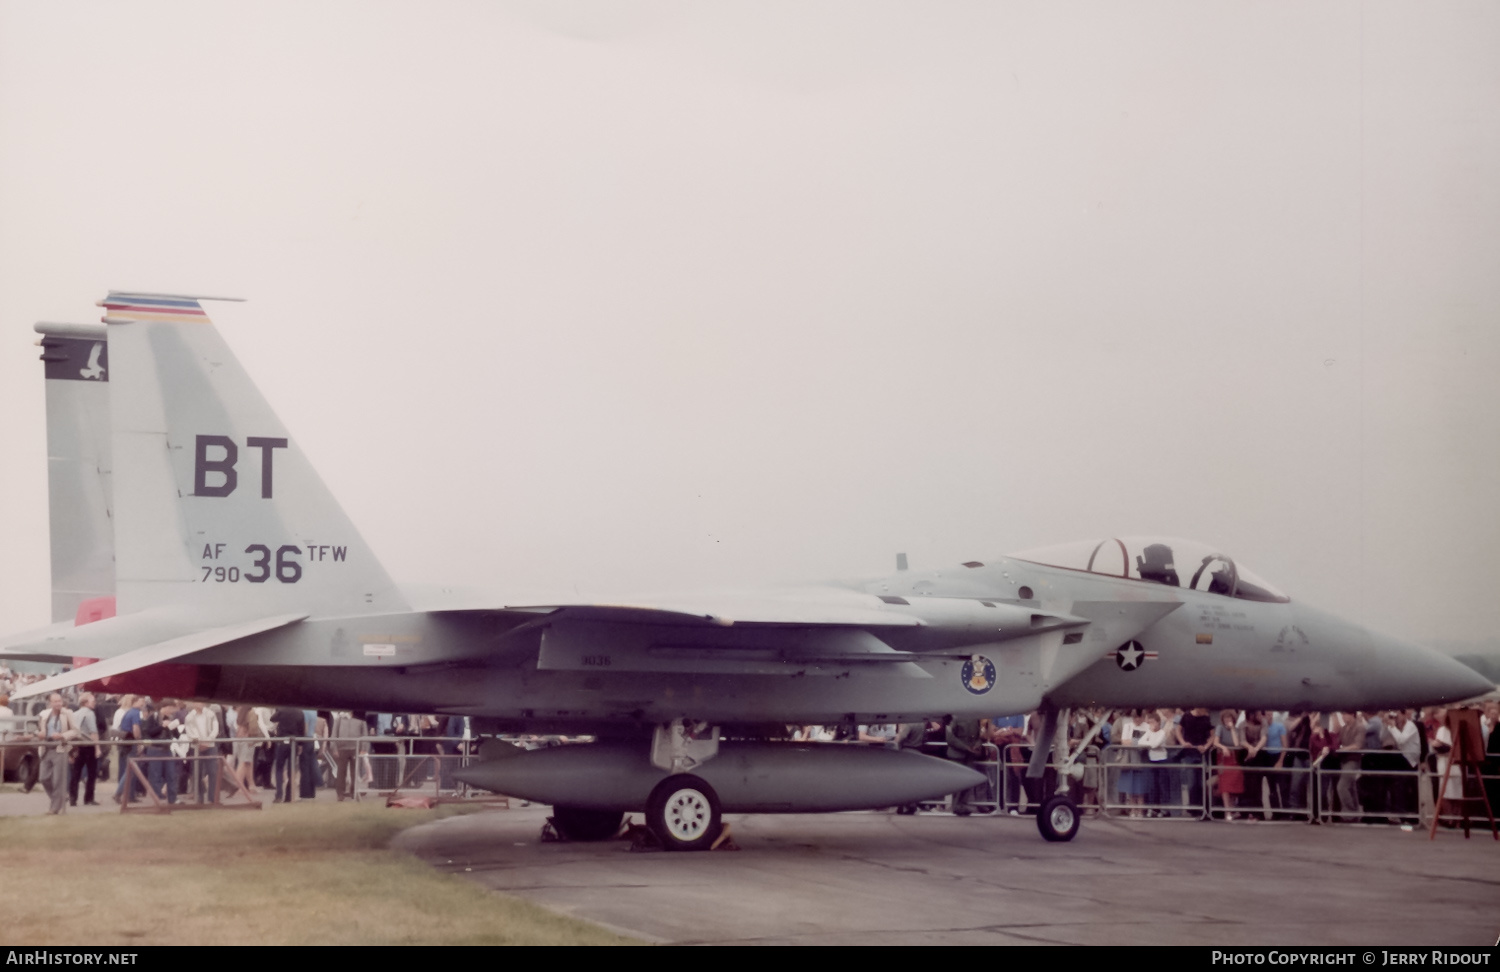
0, 664, 482, 815
794, 700, 1500, 826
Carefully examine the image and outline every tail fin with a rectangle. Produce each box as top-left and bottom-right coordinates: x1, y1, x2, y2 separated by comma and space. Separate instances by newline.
34, 322, 115, 623
101, 292, 408, 618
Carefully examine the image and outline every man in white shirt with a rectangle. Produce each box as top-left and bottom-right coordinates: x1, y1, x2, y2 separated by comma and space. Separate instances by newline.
183, 702, 221, 802
1381, 710, 1421, 823
35, 693, 78, 815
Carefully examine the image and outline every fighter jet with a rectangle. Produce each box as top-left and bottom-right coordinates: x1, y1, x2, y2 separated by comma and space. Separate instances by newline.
7, 292, 1491, 847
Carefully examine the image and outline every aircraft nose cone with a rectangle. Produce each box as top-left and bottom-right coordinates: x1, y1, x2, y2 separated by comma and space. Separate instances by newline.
1425, 649, 1496, 702
1294, 604, 1495, 709
1370, 631, 1495, 708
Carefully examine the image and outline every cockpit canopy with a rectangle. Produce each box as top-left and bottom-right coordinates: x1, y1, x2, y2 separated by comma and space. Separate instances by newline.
1010, 537, 1290, 603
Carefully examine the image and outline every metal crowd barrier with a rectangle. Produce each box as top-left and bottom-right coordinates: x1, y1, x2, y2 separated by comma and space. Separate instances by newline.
1307, 748, 1499, 827
352, 734, 504, 804
1094, 745, 1317, 820
991, 742, 1106, 816
105, 734, 306, 812
929, 741, 1106, 817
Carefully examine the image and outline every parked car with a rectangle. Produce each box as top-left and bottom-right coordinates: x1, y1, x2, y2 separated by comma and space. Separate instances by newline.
1, 715, 40, 791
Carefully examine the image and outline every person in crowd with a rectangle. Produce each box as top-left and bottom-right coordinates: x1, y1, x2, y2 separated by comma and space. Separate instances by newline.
314, 710, 333, 789
296, 709, 320, 798
945, 716, 986, 816
332, 710, 368, 801
67, 692, 101, 807
1359, 710, 1388, 814
183, 701, 221, 803
1284, 711, 1316, 817
1212, 709, 1245, 820
1262, 711, 1291, 818
1428, 706, 1464, 824
1380, 709, 1421, 825
1136, 711, 1172, 817
1304, 713, 1334, 822
271, 706, 306, 803
1331, 711, 1365, 822
1173, 706, 1214, 820
64, 696, 100, 810
232, 704, 261, 798
141, 699, 181, 805
113, 695, 145, 804
1240, 710, 1271, 820
253, 705, 276, 788
34, 692, 78, 814
1113, 709, 1149, 817
985, 713, 1031, 813
107, 693, 136, 782
1483, 701, 1500, 815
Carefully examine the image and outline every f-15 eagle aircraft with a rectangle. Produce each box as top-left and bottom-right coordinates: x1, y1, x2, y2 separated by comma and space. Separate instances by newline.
7, 292, 1490, 848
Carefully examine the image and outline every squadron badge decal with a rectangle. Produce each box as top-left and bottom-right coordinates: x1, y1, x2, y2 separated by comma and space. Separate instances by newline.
961, 655, 996, 695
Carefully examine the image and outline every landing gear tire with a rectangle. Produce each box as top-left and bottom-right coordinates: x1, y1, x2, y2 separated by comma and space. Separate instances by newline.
1037, 795, 1080, 842
551, 806, 625, 842
18, 753, 38, 793
646, 774, 722, 851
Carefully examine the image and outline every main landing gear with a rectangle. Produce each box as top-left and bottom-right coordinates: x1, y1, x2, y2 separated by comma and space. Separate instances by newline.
645, 774, 723, 851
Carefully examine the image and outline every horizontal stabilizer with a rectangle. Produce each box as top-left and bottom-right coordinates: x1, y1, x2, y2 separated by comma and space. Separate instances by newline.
0, 619, 88, 664
10, 612, 307, 699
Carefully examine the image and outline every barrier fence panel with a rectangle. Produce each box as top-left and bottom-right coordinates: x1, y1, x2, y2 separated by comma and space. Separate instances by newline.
1098, 745, 1315, 820
994, 744, 1106, 816
354, 735, 507, 805
1309, 748, 1499, 828
1103, 744, 1205, 819
1205, 747, 1315, 821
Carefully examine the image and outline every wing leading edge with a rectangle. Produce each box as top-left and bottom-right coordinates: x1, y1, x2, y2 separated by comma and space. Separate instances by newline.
9, 611, 308, 699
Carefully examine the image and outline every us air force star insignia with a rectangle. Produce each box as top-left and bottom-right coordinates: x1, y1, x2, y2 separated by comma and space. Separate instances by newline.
961, 655, 996, 695
1115, 640, 1146, 671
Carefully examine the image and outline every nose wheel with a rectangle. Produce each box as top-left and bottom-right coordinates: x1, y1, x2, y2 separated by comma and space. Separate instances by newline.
1037, 795, 1080, 842
646, 774, 722, 851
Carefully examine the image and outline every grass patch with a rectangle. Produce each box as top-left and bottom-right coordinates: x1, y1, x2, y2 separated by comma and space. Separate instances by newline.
0, 802, 639, 945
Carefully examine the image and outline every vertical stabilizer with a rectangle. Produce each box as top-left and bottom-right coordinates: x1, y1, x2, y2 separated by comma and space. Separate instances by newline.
100, 292, 408, 618
35, 323, 115, 623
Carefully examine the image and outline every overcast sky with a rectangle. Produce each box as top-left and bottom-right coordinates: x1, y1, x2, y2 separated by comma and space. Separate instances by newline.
1, 2, 1496, 648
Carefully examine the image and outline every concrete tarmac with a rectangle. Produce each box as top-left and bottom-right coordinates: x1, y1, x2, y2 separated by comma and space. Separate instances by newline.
394, 807, 1500, 946
6, 779, 1495, 946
